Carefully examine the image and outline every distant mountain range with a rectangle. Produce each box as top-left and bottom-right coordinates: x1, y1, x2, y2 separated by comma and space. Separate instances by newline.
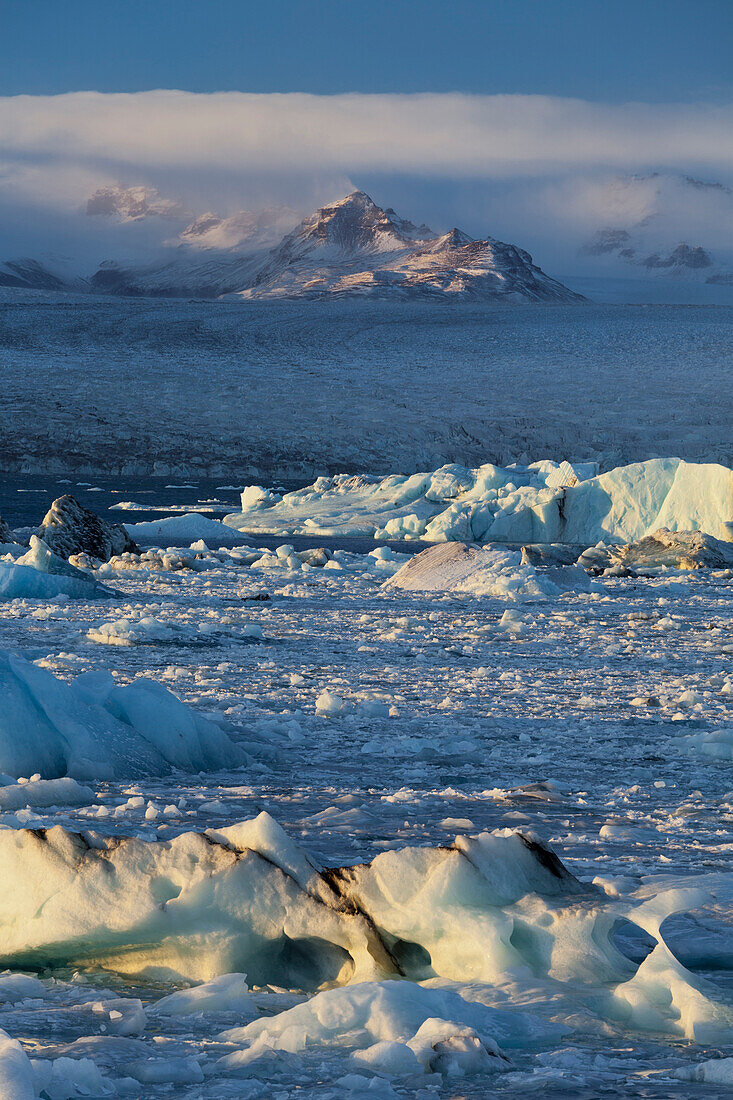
3, 177, 731, 302
578, 174, 733, 286
0, 191, 584, 303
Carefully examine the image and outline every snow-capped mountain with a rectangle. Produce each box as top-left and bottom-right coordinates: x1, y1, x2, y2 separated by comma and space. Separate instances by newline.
578, 174, 733, 284
0, 257, 87, 292
237, 191, 584, 301
1, 191, 582, 302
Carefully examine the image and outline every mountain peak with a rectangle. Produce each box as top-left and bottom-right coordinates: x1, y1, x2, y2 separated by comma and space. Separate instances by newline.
290, 191, 424, 255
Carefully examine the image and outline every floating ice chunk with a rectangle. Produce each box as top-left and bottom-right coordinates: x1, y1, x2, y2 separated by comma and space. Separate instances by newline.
73, 672, 243, 774
125, 513, 243, 546
119, 1057, 203, 1084
150, 973, 256, 1018
0, 777, 93, 810
385, 543, 563, 601
0, 816, 585, 990
0, 972, 46, 1003
681, 727, 733, 761
31, 1055, 112, 1097
91, 997, 147, 1036
498, 610, 528, 636
217, 981, 516, 1076
316, 690, 351, 716
0, 1029, 35, 1100
240, 485, 282, 510
0, 649, 243, 780
0, 537, 116, 600
352, 1040, 422, 1076
406, 1017, 507, 1075
674, 1057, 733, 1084
87, 616, 178, 646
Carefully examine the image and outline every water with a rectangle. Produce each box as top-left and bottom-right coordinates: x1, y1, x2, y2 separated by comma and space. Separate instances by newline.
0, 474, 429, 555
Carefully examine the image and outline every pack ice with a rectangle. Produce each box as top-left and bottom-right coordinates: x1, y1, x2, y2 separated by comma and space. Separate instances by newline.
224, 456, 732, 545
0, 649, 242, 780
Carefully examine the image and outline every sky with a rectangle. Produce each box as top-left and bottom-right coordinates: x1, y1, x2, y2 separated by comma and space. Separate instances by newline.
1, 0, 731, 101
0, 1, 731, 274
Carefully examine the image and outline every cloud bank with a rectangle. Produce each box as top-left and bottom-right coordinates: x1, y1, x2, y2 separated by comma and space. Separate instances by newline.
3, 92, 732, 180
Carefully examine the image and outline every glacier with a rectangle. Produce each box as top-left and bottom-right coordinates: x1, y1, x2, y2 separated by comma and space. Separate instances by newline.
1, 298, 731, 479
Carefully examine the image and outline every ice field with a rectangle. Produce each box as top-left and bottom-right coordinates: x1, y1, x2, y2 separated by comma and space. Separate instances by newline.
0, 295, 731, 478
0, 453, 731, 1097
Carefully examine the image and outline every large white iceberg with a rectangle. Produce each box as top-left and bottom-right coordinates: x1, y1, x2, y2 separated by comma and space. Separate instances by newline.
0, 649, 243, 780
125, 513, 244, 546
223, 457, 732, 545
0, 811, 729, 1075
1, 810, 728, 1049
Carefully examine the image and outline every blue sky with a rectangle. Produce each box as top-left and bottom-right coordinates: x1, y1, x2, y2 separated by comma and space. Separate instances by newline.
1, 0, 731, 101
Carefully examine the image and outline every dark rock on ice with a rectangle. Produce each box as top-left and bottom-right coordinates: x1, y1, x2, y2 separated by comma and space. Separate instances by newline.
39, 494, 138, 562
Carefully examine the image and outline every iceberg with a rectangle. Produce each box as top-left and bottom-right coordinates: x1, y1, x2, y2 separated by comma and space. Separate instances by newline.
0, 813, 727, 1054
385, 542, 593, 600
577, 528, 733, 574
125, 512, 244, 546
223, 458, 732, 546
0, 649, 243, 780
0, 537, 117, 601
39, 494, 137, 562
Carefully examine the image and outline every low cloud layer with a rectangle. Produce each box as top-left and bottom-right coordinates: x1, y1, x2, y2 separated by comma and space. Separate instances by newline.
3, 91, 732, 181
1, 92, 731, 271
